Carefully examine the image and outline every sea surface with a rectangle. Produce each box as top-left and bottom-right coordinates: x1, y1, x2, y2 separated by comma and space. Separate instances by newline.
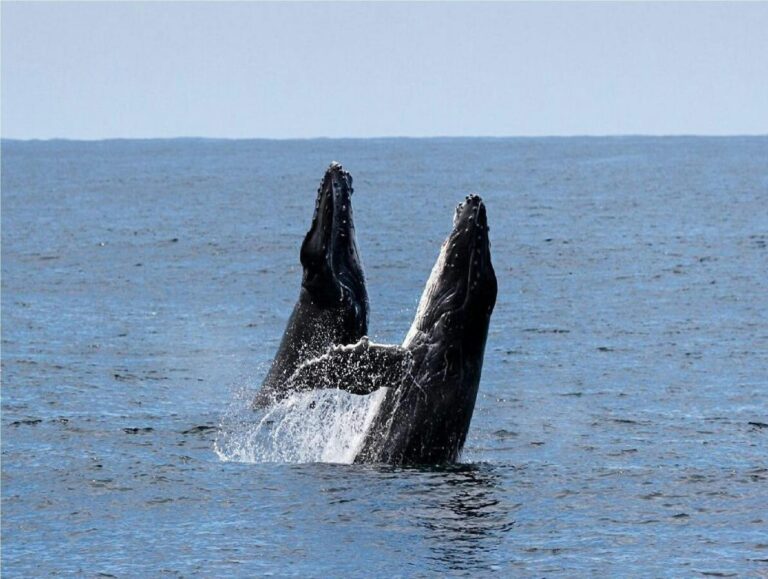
2, 137, 767, 576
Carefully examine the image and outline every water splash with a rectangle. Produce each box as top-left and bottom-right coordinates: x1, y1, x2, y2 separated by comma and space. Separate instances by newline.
215, 384, 387, 464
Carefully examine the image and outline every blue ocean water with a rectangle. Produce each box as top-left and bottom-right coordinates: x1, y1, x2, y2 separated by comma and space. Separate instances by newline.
2, 137, 767, 576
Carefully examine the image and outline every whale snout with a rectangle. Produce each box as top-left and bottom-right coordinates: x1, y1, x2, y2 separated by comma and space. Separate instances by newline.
323, 161, 353, 197
453, 194, 489, 241
301, 162, 362, 294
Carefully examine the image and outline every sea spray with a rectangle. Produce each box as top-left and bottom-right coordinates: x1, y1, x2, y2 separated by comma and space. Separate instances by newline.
215, 384, 387, 464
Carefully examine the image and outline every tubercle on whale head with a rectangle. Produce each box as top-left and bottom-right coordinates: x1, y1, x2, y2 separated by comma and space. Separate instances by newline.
299, 163, 366, 309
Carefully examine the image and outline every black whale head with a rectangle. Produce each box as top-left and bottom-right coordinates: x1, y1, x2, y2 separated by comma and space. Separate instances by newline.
405, 194, 497, 356
253, 163, 369, 407
300, 162, 368, 319
356, 195, 497, 464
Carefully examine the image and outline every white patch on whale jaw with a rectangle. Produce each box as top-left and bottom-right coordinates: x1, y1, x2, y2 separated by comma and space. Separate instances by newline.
404, 239, 447, 347
403, 235, 469, 348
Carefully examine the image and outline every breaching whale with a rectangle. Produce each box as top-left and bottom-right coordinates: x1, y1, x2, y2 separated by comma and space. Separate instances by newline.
253, 163, 369, 407
285, 194, 497, 464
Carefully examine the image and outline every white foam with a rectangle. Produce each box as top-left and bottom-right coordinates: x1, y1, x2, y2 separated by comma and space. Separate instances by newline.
215, 385, 387, 464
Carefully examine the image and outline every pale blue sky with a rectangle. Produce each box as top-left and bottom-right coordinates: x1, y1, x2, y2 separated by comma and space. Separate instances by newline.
2, 2, 767, 139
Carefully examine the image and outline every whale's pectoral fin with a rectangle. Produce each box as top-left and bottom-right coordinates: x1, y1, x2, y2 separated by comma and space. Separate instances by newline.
285, 338, 410, 395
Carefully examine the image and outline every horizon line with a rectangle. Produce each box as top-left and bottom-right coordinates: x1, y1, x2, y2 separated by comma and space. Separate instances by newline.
3, 133, 768, 143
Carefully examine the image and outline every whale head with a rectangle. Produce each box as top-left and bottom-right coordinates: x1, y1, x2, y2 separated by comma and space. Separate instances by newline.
299, 162, 368, 324
356, 195, 497, 464
253, 163, 369, 408
405, 194, 497, 355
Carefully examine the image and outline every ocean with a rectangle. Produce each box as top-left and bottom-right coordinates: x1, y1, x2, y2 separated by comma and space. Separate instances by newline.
2, 137, 767, 576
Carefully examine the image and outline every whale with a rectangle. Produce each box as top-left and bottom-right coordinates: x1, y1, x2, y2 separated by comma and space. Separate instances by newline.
285, 194, 497, 464
253, 162, 369, 407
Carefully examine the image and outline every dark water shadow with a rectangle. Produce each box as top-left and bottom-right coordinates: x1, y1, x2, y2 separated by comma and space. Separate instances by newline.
375, 462, 516, 572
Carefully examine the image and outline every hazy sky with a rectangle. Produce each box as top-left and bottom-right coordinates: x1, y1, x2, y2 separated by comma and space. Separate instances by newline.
2, 2, 767, 139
